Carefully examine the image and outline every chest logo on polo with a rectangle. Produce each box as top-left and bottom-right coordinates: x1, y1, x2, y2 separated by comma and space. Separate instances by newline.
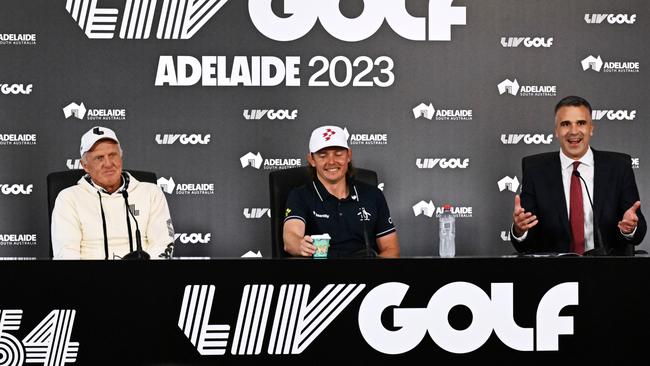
358, 208, 372, 221
312, 211, 330, 219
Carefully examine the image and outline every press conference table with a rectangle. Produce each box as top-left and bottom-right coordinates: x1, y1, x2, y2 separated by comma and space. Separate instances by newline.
0, 256, 647, 365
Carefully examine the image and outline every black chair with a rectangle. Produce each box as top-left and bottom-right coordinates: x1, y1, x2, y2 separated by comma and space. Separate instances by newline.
269, 166, 378, 258
46, 169, 157, 258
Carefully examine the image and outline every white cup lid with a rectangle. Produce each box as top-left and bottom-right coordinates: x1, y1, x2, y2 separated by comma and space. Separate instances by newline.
311, 234, 331, 240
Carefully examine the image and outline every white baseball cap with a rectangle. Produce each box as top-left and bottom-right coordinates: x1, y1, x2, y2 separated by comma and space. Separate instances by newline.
80, 126, 120, 157
309, 125, 349, 153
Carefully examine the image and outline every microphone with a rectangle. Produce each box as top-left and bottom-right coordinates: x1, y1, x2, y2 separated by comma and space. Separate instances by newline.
121, 190, 150, 260
573, 170, 608, 256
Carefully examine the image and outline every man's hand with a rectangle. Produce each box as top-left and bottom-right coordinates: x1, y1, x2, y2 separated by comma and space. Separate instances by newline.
512, 194, 538, 237
298, 235, 316, 257
283, 220, 317, 257
618, 201, 641, 234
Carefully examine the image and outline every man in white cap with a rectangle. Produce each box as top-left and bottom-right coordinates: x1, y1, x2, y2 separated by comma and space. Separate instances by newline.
51, 126, 175, 259
283, 125, 400, 258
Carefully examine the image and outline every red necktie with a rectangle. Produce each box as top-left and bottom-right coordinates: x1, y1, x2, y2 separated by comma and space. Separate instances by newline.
569, 161, 585, 254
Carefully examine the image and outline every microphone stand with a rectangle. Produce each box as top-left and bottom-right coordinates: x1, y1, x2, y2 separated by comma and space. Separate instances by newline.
357, 206, 377, 258
574, 171, 609, 256
122, 190, 151, 260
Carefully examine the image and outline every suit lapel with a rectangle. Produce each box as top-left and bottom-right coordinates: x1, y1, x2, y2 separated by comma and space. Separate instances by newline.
548, 154, 571, 241
593, 149, 606, 222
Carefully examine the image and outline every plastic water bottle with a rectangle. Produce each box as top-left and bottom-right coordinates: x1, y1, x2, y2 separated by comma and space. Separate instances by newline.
439, 204, 455, 258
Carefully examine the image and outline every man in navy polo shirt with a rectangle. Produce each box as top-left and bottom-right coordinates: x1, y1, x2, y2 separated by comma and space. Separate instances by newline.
283, 125, 400, 258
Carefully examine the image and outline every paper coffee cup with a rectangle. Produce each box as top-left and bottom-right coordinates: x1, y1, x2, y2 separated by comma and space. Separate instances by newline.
311, 234, 331, 258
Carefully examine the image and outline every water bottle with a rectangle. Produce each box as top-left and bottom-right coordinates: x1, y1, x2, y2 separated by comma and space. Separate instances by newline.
439, 204, 455, 258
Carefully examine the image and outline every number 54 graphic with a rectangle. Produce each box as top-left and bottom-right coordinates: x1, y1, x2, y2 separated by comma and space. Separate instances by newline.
0, 309, 78, 366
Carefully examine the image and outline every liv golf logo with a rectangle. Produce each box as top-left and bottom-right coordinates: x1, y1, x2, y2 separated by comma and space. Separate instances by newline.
585, 14, 636, 24
416, 158, 469, 169
175, 233, 211, 244
0, 83, 32, 95
244, 109, 298, 120
501, 134, 553, 145
66, 0, 466, 42
501, 37, 553, 48
65, 0, 230, 39
155, 134, 211, 145
67, 159, 82, 169
498, 79, 556, 97
0, 184, 33, 195
591, 110, 636, 121
178, 282, 577, 356
243, 208, 271, 219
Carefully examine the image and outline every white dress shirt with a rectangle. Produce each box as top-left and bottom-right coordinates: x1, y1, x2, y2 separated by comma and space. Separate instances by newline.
559, 148, 594, 251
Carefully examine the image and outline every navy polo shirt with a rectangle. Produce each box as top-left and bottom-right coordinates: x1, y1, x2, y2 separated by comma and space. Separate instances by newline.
284, 178, 396, 257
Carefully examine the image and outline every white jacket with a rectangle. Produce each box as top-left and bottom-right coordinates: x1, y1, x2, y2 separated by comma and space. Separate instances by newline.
51, 172, 175, 259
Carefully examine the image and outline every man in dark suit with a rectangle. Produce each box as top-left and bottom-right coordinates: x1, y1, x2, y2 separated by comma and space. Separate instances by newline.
511, 96, 646, 255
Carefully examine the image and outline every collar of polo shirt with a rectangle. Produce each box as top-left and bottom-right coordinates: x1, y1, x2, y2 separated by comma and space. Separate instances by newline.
312, 176, 360, 202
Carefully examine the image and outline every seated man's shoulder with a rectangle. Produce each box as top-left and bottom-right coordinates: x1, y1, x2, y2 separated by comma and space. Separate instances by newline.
56, 183, 85, 201
137, 180, 162, 192
125, 174, 161, 193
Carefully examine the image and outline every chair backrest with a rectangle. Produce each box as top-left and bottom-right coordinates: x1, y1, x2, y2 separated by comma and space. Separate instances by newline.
46, 169, 157, 258
269, 166, 378, 258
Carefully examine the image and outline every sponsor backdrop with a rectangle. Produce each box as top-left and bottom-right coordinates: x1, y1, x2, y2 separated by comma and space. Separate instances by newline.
0, 0, 647, 258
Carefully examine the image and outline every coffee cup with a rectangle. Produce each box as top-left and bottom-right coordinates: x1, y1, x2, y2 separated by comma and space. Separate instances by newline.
311, 234, 331, 259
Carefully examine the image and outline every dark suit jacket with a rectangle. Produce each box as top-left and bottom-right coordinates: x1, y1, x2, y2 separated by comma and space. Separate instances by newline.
512, 149, 646, 255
